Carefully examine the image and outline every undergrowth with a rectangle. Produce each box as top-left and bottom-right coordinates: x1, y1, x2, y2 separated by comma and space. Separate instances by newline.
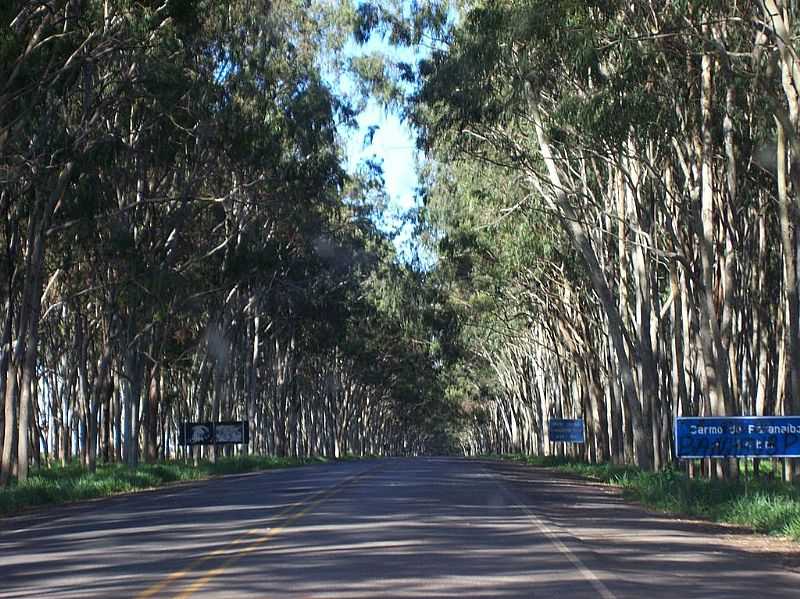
0, 455, 331, 516
490, 453, 800, 540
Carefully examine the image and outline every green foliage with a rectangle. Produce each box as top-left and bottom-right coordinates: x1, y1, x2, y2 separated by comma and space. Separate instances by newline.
0, 0, 474, 478
349, 53, 405, 106
0, 457, 331, 516
494, 455, 800, 540
723, 494, 800, 535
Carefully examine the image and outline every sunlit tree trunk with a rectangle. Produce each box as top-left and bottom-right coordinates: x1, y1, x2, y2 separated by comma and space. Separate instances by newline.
528, 94, 652, 470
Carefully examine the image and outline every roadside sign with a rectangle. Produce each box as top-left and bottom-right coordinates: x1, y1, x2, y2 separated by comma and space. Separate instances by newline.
179, 421, 249, 446
180, 422, 212, 445
548, 418, 585, 443
214, 422, 249, 444
675, 416, 800, 458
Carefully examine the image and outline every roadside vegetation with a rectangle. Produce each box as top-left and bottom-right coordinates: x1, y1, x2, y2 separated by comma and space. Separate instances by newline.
8, 0, 800, 498
0, 456, 336, 516
493, 455, 800, 541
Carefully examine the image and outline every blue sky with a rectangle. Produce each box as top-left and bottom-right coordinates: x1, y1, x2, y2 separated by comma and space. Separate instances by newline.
335, 28, 427, 264
344, 101, 418, 215
343, 99, 420, 260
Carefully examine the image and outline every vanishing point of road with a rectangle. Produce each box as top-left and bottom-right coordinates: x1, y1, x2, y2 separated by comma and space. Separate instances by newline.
2, 457, 799, 598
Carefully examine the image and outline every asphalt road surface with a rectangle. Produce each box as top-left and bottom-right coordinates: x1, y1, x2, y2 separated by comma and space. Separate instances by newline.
3, 457, 800, 598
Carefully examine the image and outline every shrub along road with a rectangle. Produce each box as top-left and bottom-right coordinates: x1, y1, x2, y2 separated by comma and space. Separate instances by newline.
1, 457, 799, 598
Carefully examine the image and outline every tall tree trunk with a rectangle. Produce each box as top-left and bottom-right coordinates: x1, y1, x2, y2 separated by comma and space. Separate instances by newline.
0, 219, 18, 473
87, 337, 113, 473
698, 46, 735, 421
528, 92, 653, 470
1, 357, 19, 486
145, 362, 160, 464
123, 345, 141, 468
248, 314, 260, 455
210, 361, 223, 463
17, 281, 43, 481
776, 119, 800, 479
631, 203, 659, 469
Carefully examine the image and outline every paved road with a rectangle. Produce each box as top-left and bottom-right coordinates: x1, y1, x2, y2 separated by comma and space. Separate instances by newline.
2, 457, 799, 598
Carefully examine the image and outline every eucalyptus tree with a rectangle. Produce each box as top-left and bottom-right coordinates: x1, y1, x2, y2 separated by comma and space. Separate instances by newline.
349, 0, 800, 476
2, 0, 456, 482
0, 0, 133, 482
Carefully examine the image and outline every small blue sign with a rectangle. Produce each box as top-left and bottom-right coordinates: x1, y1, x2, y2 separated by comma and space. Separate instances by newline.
549, 418, 585, 443
675, 416, 800, 458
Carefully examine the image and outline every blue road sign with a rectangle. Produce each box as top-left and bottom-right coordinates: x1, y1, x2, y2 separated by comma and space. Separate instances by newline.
548, 418, 585, 443
675, 416, 800, 458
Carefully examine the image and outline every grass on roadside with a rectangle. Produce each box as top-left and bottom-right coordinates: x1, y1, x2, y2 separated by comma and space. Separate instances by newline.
488, 453, 800, 541
0, 455, 331, 516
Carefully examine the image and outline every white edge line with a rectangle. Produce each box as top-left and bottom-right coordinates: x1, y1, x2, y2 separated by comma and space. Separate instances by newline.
485, 466, 617, 599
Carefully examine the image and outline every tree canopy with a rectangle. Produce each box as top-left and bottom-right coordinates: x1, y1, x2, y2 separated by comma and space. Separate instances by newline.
353, 0, 800, 476
0, 0, 462, 485
5, 0, 800, 482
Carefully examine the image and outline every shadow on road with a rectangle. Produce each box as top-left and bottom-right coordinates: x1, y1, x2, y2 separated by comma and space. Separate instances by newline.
1, 458, 799, 598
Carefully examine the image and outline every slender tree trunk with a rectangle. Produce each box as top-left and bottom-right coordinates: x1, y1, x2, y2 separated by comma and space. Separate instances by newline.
698, 46, 735, 419
0, 220, 18, 472
113, 377, 122, 462
1, 355, 19, 485
144, 362, 160, 464
631, 209, 659, 469
528, 92, 652, 469
670, 265, 689, 419
0, 307, 14, 483
248, 314, 259, 455
87, 337, 113, 473
17, 287, 43, 481
123, 344, 142, 468
210, 361, 223, 463
775, 119, 800, 480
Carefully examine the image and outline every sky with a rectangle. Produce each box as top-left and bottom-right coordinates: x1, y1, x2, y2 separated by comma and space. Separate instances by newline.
335, 30, 428, 265
344, 101, 418, 215
344, 99, 420, 250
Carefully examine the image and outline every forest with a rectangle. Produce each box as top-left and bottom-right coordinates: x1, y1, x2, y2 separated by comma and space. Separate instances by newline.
2, 0, 800, 488
400, 0, 800, 478
0, 0, 461, 487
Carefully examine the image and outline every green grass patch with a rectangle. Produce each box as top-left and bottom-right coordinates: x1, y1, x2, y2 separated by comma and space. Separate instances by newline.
489, 453, 800, 541
0, 455, 332, 516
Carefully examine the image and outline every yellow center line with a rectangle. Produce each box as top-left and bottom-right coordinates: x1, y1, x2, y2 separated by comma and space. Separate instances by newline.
135, 465, 380, 599
173, 486, 337, 598
134, 503, 299, 599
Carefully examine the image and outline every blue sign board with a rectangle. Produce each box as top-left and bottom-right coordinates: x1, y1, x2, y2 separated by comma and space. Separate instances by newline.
548, 418, 585, 443
675, 416, 800, 458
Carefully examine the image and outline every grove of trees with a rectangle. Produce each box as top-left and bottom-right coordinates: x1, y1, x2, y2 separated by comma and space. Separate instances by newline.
0, 0, 458, 486
356, 0, 800, 478
7, 0, 800, 486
